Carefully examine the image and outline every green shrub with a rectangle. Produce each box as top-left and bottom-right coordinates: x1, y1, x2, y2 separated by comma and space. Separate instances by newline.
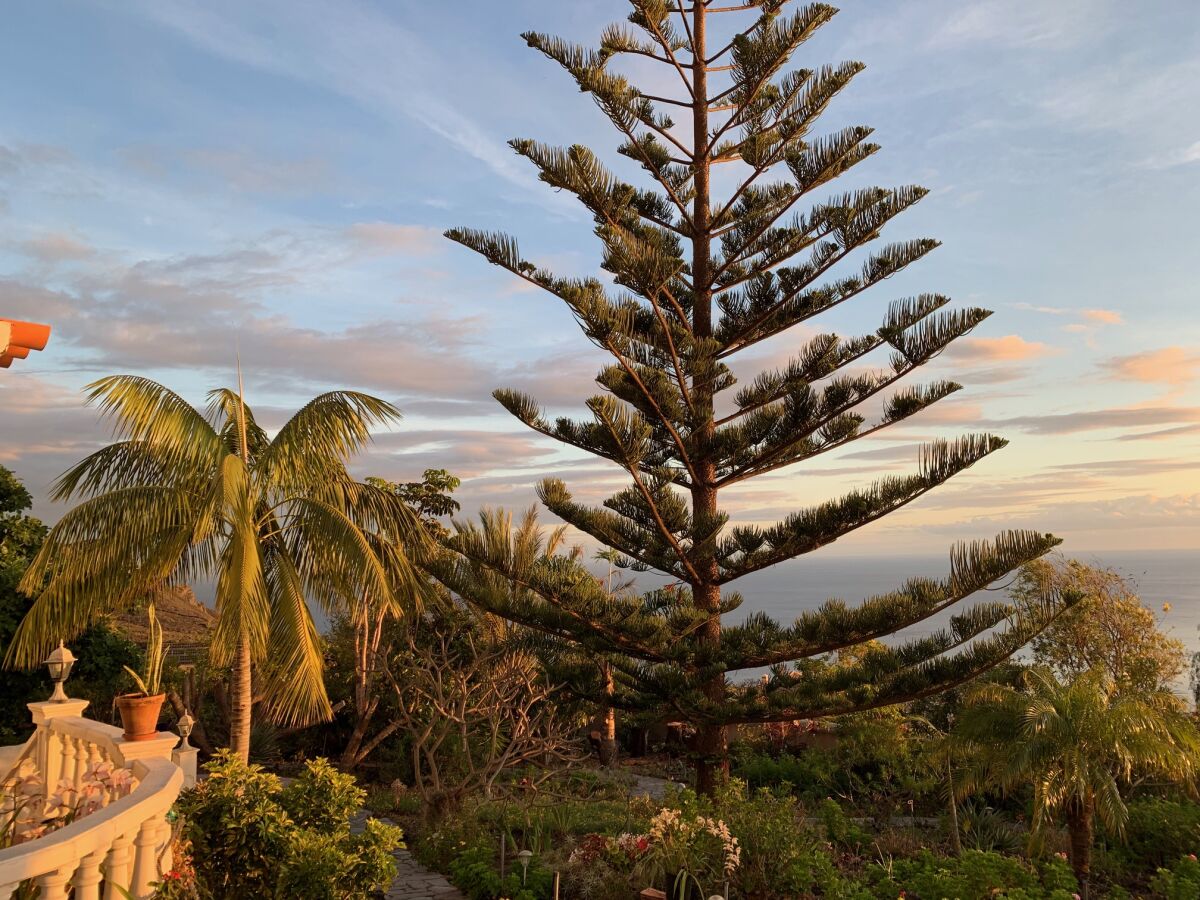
1150, 855, 1200, 900
176, 751, 291, 896
865, 849, 1078, 900
275, 819, 403, 900
448, 845, 554, 900
818, 797, 870, 851
279, 757, 366, 833
1118, 798, 1200, 874
715, 783, 847, 899
176, 750, 400, 899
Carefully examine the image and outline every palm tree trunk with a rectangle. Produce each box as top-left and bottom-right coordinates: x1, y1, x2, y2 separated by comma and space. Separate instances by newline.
1067, 803, 1094, 900
598, 660, 617, 766
229, 633, 253, 762
946, 760, 962, 856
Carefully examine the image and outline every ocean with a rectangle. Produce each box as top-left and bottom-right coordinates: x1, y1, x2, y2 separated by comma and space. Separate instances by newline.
728, 549, 1200, 684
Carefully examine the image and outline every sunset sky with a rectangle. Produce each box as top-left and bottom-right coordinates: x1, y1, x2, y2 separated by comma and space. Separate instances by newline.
1, 0, 1197, 556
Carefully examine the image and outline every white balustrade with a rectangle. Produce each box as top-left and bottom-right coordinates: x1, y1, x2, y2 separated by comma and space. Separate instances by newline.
0, 701, 184, 900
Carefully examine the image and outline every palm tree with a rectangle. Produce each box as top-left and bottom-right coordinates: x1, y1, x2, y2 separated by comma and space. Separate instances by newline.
952, 667, 1200, 898
5, 375, 428, 760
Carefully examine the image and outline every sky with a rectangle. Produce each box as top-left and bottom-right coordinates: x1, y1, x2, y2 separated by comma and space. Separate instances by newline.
1, 0, 1198, 559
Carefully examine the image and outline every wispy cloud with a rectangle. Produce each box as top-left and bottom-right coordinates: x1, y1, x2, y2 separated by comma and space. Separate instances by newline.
983, 406, 1200, 435
1139, 140, 1200, 170
114, 0, 557, 207
947, 334, 1055, 362
928, 0, 1114, 51
1102, 347, 1200, 388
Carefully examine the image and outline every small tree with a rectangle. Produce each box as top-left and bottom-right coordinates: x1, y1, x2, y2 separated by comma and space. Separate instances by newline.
442, 0, 1078, 792
1020, 557, 1186, 693
952, 667, 1200, 899
336, 470, 461, 769
387, 606, 582, 822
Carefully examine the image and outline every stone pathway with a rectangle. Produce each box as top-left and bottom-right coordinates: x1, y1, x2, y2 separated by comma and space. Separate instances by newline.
628, 773, 676, 802
351, 811, 463, 900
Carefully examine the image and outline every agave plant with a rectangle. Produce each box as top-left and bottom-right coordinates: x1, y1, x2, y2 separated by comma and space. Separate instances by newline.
6, 376, 430, 760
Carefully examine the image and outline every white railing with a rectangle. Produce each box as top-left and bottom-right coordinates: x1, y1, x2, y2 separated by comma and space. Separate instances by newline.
0, 700, 185, 900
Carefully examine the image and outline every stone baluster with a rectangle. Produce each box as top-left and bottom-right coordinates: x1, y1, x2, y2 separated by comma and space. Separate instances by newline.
35, 864, 76, 900
130, 816, 160, 898
44, 728, 63, 794
102, 831, 135, 900
27, 700, 90, 798
72, 735, 89, 792
74, 848, 107, 900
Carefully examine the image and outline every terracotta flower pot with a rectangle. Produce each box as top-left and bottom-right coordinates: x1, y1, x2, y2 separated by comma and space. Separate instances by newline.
116, 693, 166, 741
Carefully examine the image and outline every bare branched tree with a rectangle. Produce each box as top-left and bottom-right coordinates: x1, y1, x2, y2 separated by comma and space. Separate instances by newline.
386, 619, 583, 822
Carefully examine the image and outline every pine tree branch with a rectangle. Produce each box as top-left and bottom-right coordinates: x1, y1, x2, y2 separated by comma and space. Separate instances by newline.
604, 338, 700, 482
592, 405, 702, 583
643, 290, 696, 412
717, 361, 967, 487
716, 435, 1007, 581
713, 334, 884, 426
716, 238, 939, 357
639, 91, 693, 108
721, 531, 1062, 667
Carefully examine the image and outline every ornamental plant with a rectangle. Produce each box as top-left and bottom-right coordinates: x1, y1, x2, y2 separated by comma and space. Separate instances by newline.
440, 0, 1080, 794
177, 750, 401, 900
637, 800, 741, 892
1, 760, 134, 847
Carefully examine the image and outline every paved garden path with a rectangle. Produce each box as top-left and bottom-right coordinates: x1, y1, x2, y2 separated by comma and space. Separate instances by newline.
351, 811, 463, 900
628, 773, 675, 802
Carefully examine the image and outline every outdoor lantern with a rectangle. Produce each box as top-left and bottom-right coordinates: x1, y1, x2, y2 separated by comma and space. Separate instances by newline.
178, 709, 195, 749
44, 641, 76, 702
517, 849, 533, 885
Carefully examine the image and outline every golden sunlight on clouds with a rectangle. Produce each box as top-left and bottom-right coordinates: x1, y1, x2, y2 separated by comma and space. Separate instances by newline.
1103, 346, 1200, 387
949, 334, 1056, 362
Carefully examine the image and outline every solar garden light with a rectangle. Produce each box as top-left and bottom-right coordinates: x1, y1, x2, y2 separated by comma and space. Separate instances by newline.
517, 849, 533, 884
44, 641, 76, 702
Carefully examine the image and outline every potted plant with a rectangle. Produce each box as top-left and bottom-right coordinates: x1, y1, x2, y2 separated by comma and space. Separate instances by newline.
115, 603, 169, 741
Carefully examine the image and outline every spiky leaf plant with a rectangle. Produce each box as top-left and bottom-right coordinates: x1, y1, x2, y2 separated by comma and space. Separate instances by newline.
440, 0, 1079, 793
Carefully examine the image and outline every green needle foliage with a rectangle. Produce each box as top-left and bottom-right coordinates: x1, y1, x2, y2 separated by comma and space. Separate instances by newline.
5, 375, 430, 759
951, 668, 1200, 898
440, 0, 1079, 792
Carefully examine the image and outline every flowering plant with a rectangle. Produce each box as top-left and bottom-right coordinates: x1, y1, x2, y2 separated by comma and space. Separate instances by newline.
636, 804, 741, 894
568, 831, 651, 869
2, 760, 135, 847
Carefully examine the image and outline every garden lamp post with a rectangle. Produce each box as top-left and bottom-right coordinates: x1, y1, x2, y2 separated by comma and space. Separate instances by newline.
517, 849, 533, 885
44, 641, 76, 702
177, 709, 195, 750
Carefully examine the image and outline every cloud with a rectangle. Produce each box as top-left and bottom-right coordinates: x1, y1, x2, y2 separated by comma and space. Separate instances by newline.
1114, 424, 1200, 442
20, 232, 95, 263
1102, 347, 1200, 388
982, 406, 1200, 435
927, 0, 1112, 51
118, 0, 559, 207
1081, 309, 1123, 325
923, 492, 1200, 539
344, 223, 443, 258
947, 334, 1055, 362
1139, 140, 1200, 170
189, 148, 333, 194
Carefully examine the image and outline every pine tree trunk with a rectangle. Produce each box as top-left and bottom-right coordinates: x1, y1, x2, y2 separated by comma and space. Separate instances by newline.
689, 0, 728, 800
1067, 802, 1094, 900
229, 633, 253, 762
